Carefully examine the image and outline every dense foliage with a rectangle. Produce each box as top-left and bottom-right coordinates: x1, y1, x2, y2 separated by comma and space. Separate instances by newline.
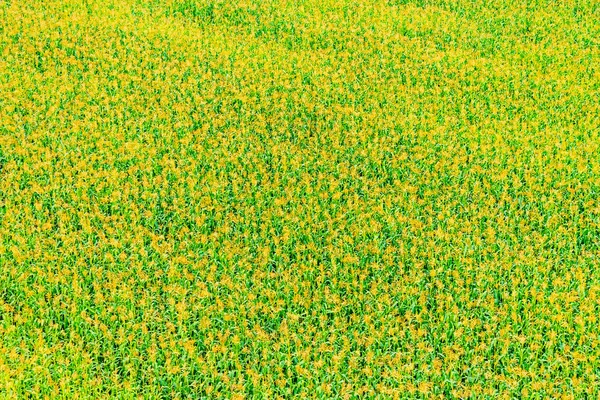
1, 0, 599, 398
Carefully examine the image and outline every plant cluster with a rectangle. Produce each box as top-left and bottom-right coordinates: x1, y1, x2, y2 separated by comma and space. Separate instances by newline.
0, 0, 599, 398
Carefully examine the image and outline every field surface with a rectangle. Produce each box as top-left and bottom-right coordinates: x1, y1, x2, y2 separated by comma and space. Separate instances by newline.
1, 0, 600, 398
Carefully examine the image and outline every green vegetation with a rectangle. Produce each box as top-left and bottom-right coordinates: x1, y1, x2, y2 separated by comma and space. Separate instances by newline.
0, 0, 599, 398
